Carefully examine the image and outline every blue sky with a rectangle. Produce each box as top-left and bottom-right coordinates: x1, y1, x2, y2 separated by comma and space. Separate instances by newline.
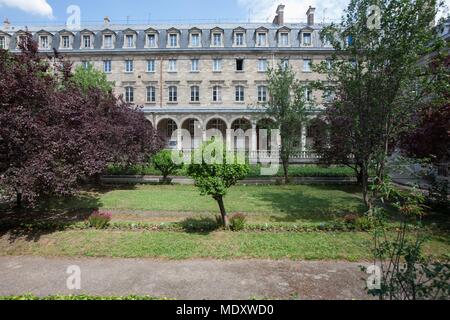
0, 0, 352, 25
0, 0, 448, 26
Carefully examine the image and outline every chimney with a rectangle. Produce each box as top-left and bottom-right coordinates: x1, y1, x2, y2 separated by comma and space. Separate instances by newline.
3, 18, 11, 30
273, 4, 285, 25
104, 16, 110, 27
306, 6, 316, 26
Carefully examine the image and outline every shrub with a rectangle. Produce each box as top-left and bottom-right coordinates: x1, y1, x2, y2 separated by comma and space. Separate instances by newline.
88, 210, 112, 229
355, 216, 374, 231
427, 176, 449, 212
229, 213, 247, 231
152, 150, 183, 182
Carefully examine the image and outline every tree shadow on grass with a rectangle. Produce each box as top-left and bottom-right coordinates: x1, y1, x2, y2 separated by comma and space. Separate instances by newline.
253, 184, 366, 223
0, 191, 103, 243
179, 216, 221, 235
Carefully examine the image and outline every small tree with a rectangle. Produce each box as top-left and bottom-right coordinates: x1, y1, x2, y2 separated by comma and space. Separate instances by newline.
152, 150, 183, 183
71, 63, 114, 94
187, 141, 249, 227
265, 65, 309, 182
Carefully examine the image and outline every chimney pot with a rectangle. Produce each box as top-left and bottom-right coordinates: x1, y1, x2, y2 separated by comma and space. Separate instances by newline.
306, 6, 316, 26
3, 18, 11, 30
104, 16, 110, 27
273, 4, 285, 25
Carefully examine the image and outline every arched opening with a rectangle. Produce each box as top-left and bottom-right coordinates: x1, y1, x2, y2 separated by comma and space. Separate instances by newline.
206, 118, 227, 140
256, 118, 277, 151
231, 118, 252, 151
181, 118, 202, 149
157, 118, 178, 148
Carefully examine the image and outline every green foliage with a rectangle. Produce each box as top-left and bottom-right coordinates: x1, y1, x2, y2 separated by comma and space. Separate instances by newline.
152, 150, 183, 181
427, 176, 449, 212
367, 180, 450, 300
88, 210, 112, 229
187, 140, 250, 226
71, 64, 114, 94
229, 213, 247, 231
265, 64, 309, 181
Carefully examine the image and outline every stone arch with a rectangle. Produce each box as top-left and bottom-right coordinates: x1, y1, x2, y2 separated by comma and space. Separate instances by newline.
256, 118, 277, 151
157, 118, 179, 147
181, 117, 203, 149
205, 117, 228, 140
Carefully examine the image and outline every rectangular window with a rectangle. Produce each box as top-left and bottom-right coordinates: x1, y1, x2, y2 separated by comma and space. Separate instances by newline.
125, 60, 133, 73
212, 86, 222, 102
168, 59, 177, 72
213, 33, 222, 46
191, 86, 200, 102
125, 87, 134, 103
305, 87, 312, 102
147, 86, 156, 103
103, 60, 112, 73
191, 33, 200, 47
104, 35, 113, 48
147, 59, 155, 72
62, 36, 70, 48
235, 33, 244, 46
236, 59, 244, 71
258, 86, 267, 102
168, 86, 177, 102
191, 59, 199, 72
40, 36, 49, 49
303, 33, 312, 46
126, 35, 134, 48
169, 34, 178, 47
303, 59, 312, 72
280, 33, 289, 46
235, 86, 245, 102
82, 61, 90, 70
83, 35, 91, 48
213, 59, 222, 72
258, 59, 267, 72
0, 36, 5, 49
257, 33, 267, 46
147, 34, 156, 47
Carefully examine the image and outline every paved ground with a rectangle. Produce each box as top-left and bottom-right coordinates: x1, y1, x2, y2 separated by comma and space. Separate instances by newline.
0, 256, 373, 300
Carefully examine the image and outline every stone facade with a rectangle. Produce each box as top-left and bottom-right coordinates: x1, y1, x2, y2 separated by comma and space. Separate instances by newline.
0, 5, 333, 151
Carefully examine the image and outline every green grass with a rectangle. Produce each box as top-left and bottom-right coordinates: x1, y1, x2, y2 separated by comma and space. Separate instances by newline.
106, 164, 356, 178
53, 184, 365, 223
1, 230, 448, 261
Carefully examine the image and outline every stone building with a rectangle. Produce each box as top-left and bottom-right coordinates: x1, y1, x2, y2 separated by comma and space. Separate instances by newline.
0, 5, 332, 152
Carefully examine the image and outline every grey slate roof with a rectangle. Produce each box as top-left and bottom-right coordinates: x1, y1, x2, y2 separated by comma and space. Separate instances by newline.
0, 22, 331, 51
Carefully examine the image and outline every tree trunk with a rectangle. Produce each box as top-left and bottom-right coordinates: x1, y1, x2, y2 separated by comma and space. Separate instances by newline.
16, 192, 22, 209
361, 164, 371, 209
215, 195, 229, 227
282, 160, 289, 184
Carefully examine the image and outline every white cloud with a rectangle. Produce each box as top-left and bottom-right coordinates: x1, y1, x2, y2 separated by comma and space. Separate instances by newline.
0, 0, 53, 18
237, 0, 349, 23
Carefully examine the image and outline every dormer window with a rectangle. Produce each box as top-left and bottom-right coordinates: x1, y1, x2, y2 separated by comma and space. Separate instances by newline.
169, 33, 178, 47
145, 29, 159, 48
256, 32, 267, 47
82, 35, 91, 48
191, 33, 200, 46
148, 34, 156, 47
302, 32, 312, 46
279, 33, 289, 46
39, 35, 49, 49
103, 34, 114, 49
235, 33, 244, 46
61, 36, 70, 48
126, 35, 134, 48
213, 33, 222, 46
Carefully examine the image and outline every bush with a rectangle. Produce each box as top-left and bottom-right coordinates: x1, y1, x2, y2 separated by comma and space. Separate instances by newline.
355, 216, 374, 231
229, 213, 247, 231
427, 176, 449, 212
88, 210, 112, 229
152, 150, 183, 182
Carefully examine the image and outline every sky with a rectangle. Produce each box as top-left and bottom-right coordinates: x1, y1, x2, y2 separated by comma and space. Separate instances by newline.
0, 0, 448, 26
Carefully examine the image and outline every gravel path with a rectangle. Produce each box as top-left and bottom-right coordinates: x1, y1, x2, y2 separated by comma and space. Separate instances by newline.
0, 256, 373, 300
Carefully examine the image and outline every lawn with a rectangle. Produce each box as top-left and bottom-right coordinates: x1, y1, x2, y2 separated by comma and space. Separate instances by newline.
50, 184, 365, 224
0, 230, 448, 261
